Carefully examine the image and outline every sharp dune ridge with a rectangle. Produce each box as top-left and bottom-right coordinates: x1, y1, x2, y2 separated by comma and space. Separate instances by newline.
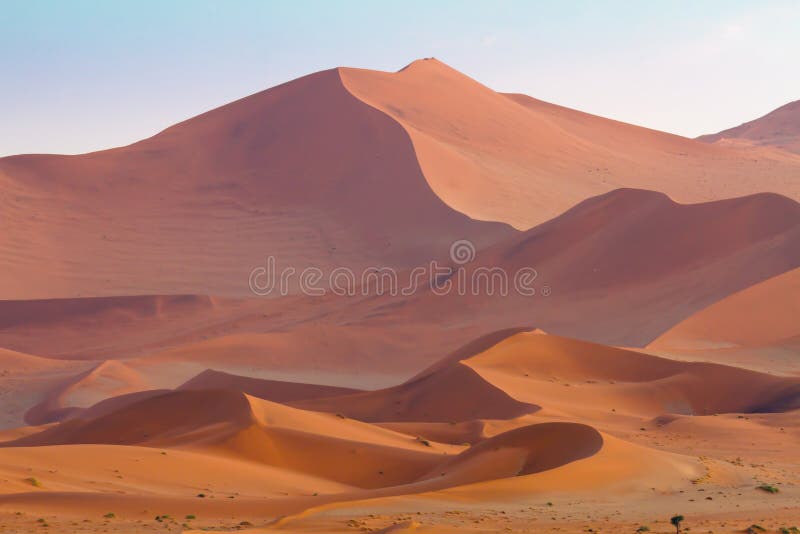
0, 65, 513, 300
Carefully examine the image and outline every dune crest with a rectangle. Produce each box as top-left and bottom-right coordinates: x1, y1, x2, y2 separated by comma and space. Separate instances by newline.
341, 59, 800, 229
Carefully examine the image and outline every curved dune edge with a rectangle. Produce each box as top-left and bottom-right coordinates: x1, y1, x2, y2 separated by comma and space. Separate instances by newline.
339, 59, 800, 230
649, 267, 800, 351
265, 429, 701, 532
461, 331, 800, 417
0, 67, 513, 300
291, 361, 540, 423
3, 390, 464, 489
24, 360, 149, 425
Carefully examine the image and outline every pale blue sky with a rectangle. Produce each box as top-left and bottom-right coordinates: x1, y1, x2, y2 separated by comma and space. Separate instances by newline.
1, 0, 799, 156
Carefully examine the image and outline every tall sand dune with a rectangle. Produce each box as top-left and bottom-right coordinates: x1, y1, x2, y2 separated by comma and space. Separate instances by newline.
0, 67, 511, 299
341, 59, 800, 229
3, 59, 799, 299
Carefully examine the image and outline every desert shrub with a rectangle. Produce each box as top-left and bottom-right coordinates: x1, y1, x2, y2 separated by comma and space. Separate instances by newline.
757, 484, 779, 493
670, 515, 684, 534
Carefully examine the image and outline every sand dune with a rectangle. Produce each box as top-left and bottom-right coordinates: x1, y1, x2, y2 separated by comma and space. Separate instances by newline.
0, 67, 511, 300
24, 360, 148, 425
296, 329, 800, 423
421, 422, 603, 487
1, 58, 799, 532
292, 361, 539, 423
462, 331, 800, 417
698, 99, 800, 154
4, 389, 465, 488
3, 59, 799, 300
0, 348, 92, 428
341, 59, 800, 229
650, 268, 800, 351
396, 188, 800, 346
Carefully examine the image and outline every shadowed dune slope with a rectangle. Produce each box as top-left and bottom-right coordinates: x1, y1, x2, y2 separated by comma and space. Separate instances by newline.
24, 360, 148, 425
698, 99, 800, 154
423, 423, 603, 487
649, 268, 800, 351
0, 67, 512, 299
341, 59, 800, 229
178, 369, 361, 402
482, 188, 800, 293
400, 188, 800, 346
292, 361, 539, 423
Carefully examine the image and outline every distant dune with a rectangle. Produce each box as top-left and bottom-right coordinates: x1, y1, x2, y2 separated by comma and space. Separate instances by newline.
698, 99, 800, 154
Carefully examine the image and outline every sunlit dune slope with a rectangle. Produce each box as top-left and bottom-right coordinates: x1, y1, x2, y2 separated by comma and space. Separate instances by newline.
0, 67, 511, 299
650, 268, 800, 351
341, 58, 800, 229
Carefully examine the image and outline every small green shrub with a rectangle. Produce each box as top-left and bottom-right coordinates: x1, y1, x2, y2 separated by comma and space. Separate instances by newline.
24, 477, 42, 487
103, 513, 115, 519
757, 484, 779, 494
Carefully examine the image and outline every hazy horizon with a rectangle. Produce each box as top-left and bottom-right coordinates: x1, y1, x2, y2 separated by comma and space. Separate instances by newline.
2, 0, 799, 157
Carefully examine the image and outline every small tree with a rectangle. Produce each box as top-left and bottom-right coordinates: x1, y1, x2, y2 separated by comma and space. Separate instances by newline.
670, 515, 684, 534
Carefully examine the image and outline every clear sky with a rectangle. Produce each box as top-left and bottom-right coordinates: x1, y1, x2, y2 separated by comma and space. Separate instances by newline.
1, 0, 798, 156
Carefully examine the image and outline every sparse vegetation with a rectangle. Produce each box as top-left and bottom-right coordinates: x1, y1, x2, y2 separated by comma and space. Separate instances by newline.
103, 512, 115, 519
24, 477, 42, 487
636, 527, 650, 533
670, 514, 684, 534
746, 525, 766, 534
779, 527, 800, 534
757, 484, 779, 494
415, 436, 431, 447
196, 493, 206, 498
185, 514, 196, 520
